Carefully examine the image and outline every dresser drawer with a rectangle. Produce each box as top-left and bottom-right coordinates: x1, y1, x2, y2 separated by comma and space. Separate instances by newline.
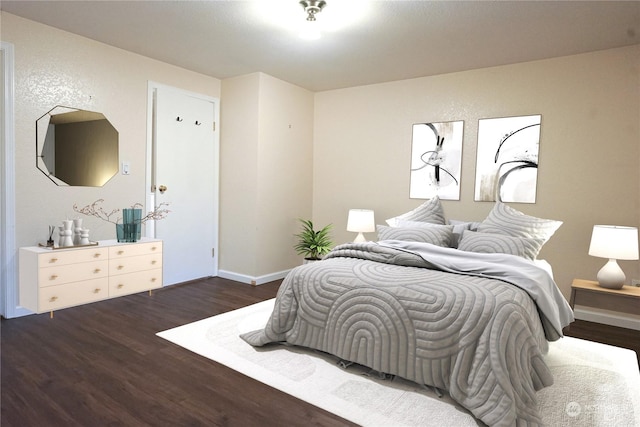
38, 247, 108, 267
39, 278, 108, 311
109, 241, 162, 259
109, 269, 162, 297
108, 253, 163, 276
38, 260, 108, 288
20, 239, 162, 315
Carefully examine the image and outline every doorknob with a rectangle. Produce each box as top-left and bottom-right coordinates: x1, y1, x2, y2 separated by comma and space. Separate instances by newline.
159, 185, 167, 194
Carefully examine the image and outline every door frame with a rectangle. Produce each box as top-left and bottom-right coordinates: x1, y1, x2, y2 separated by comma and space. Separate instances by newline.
145, 81, 220, 282
1, 42, 28, 318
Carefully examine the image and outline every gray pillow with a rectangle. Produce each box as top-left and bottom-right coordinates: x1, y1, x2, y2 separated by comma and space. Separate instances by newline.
477, 202, 562, 258
458, 230, 542, 260
377, 224, 453, 247
448, 220, 481, 248
385, 196, 446, 227
397, 219, 468, 248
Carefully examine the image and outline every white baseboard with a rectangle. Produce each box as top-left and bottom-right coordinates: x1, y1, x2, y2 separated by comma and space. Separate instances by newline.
218, 269, 291, 286
4, 305, 33, 319
574, 307, 640, 331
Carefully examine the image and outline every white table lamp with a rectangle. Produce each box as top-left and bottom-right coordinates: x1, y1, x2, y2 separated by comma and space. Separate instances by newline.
588, 225, 639, 289
347, 209, 375, 243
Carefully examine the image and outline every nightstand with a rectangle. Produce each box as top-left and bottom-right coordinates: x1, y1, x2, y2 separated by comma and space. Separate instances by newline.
570, 278, 640, 315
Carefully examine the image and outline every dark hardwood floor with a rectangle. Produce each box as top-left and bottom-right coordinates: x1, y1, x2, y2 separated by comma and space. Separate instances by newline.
2, 277, 638, 426
1, 277, 356, 427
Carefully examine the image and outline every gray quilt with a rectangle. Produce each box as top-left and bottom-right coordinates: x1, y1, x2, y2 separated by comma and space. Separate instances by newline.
241, 241, 575, 426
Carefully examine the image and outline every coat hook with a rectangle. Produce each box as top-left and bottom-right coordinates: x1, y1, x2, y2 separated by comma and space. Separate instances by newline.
176, 116, 183, 122
195, 121, 202, 126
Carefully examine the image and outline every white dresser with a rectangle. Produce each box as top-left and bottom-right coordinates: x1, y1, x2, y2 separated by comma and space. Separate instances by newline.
19, 239, 162, 316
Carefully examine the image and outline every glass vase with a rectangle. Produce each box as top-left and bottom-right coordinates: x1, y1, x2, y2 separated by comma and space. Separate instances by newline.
116, 208, 142, 242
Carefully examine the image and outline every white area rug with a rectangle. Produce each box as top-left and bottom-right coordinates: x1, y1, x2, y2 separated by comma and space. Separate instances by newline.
157, 299, 640, 427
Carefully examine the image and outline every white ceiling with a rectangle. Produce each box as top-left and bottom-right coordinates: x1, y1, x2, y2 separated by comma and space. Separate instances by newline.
2, 0, 639, 92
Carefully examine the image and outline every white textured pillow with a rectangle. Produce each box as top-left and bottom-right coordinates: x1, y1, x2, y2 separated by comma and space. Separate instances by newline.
477, 202, 562, 258
377, 224, 453, 247
385, 197, 446, 227
458, 230, 542, 260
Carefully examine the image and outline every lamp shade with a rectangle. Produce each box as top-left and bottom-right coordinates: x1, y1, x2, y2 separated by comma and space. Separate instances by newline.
588, 225, 639, 260
347, 209, 375, 233
589, 225, 638, 289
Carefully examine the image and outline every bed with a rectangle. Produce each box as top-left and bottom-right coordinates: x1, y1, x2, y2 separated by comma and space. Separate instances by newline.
241, 199, 574, 426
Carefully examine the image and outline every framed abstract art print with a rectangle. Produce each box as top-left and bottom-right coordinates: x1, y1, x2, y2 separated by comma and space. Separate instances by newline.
474, 115, 542, 203
409, 120, 464, 200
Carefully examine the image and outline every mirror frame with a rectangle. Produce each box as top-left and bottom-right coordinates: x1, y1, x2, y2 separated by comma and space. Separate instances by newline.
36, 105, 119, 187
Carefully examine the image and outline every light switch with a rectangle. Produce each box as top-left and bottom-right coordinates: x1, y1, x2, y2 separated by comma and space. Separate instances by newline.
122, 162, 130, 175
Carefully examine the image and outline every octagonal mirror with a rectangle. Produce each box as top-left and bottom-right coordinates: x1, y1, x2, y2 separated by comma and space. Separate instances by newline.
36, 106, 119, 186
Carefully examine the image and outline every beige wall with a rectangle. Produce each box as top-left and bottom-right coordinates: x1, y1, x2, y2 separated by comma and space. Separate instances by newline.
220, 72, 314, 281
256, 73, 314, 276
3, 11, 640, 301
219, 74, 261, 277
313, 45, 640, 300
3, 12, 313, 295
2, 12, 221, 249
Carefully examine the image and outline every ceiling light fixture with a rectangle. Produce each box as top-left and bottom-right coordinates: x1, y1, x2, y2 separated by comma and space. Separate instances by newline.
300, 0, 326, 22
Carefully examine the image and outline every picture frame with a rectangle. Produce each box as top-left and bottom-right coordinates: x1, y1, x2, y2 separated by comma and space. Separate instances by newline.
409, 120, 464, 200
474, 115, 542, 203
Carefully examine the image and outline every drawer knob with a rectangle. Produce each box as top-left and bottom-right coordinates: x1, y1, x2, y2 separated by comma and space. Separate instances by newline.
49, 296, 58, 302
49, 258, 58, 263
151, 260, 157, 265
151, 277, 157, 282
117, 250, 124, 255
117, 265, 124, 270
93, 253, 102, 258
151, 246, 157, 251
50, 274, 58, 280
117, 284, 124, 289
94, 268, 101, 274
93, 288, 101, 294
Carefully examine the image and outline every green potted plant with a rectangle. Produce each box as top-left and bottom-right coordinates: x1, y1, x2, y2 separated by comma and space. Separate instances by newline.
294, 219, 333, 262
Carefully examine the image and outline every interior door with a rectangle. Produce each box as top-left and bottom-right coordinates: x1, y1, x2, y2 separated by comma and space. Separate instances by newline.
152, 86, 219, 285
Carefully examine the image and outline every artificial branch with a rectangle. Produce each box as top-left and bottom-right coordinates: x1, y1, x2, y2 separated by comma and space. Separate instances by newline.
73, 199, 170, 224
